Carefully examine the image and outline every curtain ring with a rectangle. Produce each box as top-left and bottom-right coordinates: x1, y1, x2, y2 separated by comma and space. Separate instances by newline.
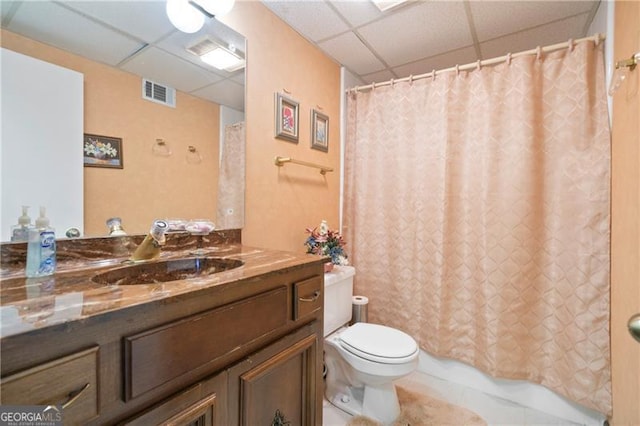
372, 82, 376, 91
431, 69, 436, 80
409, 74, 414, 84
594, 33, 601, 46
455, 64, 460, 76
476, 60, 482, 71
536, 46, 542, 61
390, 78, 394, 87
506, 52, 512, 65
568, 38, 574, 52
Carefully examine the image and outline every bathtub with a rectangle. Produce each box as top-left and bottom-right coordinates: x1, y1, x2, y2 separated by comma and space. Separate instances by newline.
417, 350, 607, 425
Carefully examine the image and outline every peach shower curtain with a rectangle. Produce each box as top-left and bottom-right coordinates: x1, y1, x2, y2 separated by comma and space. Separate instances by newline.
343, 40, 611, 414
216, 122, 245, 229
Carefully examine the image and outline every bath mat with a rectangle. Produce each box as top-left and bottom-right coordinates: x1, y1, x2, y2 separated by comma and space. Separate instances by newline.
345, 386, 486, 426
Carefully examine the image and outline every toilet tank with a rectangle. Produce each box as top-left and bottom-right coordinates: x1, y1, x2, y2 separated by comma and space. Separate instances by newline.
323, 265, 355, 337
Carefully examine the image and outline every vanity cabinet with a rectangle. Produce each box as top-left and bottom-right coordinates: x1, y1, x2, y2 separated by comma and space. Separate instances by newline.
0, 346, 99, 424
228, 325, 319, 425
123, 373, 226, 426
0, 260, 324, 426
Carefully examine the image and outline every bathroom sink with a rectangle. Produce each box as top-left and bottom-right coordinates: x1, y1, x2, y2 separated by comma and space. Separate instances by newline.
92, 257, 244, 285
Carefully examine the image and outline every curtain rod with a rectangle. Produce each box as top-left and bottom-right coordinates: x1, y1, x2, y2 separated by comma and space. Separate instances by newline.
348, 33, 605, 93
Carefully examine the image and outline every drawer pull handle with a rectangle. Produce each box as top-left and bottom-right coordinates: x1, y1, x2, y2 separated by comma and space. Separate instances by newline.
299, 291, 320, 302
61, 383, 90, 409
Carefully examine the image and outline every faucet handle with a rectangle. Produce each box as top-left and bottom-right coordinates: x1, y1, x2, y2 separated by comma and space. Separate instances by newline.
150, 220, 169, 245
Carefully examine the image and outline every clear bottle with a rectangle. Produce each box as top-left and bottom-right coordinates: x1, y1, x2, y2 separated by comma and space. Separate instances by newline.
10, 206, 32, 242
26, 207, 56, 277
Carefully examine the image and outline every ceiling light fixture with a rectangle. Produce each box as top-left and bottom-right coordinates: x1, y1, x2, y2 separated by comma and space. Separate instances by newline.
187, 37, 245, 72
200, 47, 244, 71
166, 0, 204, 33
166, 0, 235, 34
197, 0, 235, 17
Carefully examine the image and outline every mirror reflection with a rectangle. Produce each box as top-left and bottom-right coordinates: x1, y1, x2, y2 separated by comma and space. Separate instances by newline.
0, 0, 246, 241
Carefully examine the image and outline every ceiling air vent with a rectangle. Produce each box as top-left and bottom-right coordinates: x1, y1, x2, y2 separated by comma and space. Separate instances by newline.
142, 78, 176, 108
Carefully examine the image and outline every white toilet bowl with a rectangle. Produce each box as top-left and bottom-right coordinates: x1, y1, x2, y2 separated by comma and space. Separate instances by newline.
324, 322, 419, 425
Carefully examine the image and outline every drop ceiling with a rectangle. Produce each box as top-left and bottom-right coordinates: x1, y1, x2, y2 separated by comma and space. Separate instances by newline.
0, 0, 246, 111
1, 0, 602, 106
262, 0, 602, 85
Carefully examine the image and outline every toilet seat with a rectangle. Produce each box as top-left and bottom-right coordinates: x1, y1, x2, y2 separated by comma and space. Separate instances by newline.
339, 323, 418, 364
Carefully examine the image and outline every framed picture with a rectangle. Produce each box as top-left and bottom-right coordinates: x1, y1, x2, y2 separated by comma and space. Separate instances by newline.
83, 134, 123, 169
275, 93, 299, 143
311, 109, 329, 152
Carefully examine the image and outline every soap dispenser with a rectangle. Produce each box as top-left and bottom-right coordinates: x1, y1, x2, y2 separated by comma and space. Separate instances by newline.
26, 206, 56, 277
11, 206, 32, 242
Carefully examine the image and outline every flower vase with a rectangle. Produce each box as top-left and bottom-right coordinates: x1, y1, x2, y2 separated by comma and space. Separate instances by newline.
324, 262, 334, 273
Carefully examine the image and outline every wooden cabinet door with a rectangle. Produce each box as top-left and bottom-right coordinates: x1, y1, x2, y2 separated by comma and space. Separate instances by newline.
123, 372, 227, 426
228, 332, 319, 426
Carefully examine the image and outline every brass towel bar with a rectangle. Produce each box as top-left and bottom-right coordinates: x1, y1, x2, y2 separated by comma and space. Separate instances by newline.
274, 156, 333, 175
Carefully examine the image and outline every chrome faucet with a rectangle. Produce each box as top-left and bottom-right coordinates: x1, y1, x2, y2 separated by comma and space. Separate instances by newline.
129, 220, 168, 261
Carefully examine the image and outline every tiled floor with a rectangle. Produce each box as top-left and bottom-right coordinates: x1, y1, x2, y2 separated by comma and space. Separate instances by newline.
322, 370, 584, 426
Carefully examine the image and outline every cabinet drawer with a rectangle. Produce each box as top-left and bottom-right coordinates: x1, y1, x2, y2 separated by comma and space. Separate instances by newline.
124, 286, 288, 400
293, 276, 322, 320
0, 346, 99, 425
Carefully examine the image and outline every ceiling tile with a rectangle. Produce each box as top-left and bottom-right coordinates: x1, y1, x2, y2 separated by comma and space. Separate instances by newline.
360, 68, 396, 85
262, 1, 349, 42
192, 80, 245, 111
358, 1, 473, 67
392, 46, 478, 79
318, 31, 385, 75
471, 0, 597, 42
1, 1, 20, 23
121, 47, 223, 93
328, 0, 384, 28
480, 13, 590, 60
7, 1, 143, 66
63, 1, 174, 43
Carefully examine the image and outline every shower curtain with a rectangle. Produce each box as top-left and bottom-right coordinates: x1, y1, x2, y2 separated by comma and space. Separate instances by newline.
216, 122, 245, 230
343, 40, 611, 414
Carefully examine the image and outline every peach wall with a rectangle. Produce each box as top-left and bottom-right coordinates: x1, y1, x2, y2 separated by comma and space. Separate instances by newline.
1, 29, 220, 237
610, 1, 640, 423
220, 1, 341, 253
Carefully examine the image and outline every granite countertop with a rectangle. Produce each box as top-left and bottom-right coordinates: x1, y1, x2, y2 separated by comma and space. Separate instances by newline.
0, 233, 326, 339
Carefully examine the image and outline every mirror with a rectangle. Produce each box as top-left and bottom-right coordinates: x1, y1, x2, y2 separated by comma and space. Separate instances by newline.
0, 1, 245, 240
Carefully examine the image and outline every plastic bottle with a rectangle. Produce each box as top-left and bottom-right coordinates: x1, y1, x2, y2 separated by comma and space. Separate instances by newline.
10, 206, 32, 242
26, 207, 56, 277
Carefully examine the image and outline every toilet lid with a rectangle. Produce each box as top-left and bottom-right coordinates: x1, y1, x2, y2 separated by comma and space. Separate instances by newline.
339, 323, 418, 364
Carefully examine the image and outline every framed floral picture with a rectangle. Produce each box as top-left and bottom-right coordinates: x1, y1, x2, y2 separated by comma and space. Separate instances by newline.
275, 93, 299, 143
83, 134, 123, 169
311, 109, 329, 152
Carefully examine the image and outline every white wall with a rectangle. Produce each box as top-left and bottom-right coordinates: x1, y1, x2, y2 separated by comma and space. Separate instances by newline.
1, 48, 83, 241
587, 0, 614, 121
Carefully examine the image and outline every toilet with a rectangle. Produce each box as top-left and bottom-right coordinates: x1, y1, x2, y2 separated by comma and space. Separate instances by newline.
323, 266, 419, 425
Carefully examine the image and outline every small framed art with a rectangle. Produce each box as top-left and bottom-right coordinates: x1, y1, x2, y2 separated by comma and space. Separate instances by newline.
83, 133, 123, 169
275, 92, 299, 143
311, 109, 329, 152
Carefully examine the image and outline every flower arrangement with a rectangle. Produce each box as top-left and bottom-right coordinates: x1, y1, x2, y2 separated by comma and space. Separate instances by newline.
84, 137, 117, 159
304, 220, 348, 266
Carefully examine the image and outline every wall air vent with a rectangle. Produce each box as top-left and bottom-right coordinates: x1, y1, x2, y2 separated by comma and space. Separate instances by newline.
142, 78, 176, 108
